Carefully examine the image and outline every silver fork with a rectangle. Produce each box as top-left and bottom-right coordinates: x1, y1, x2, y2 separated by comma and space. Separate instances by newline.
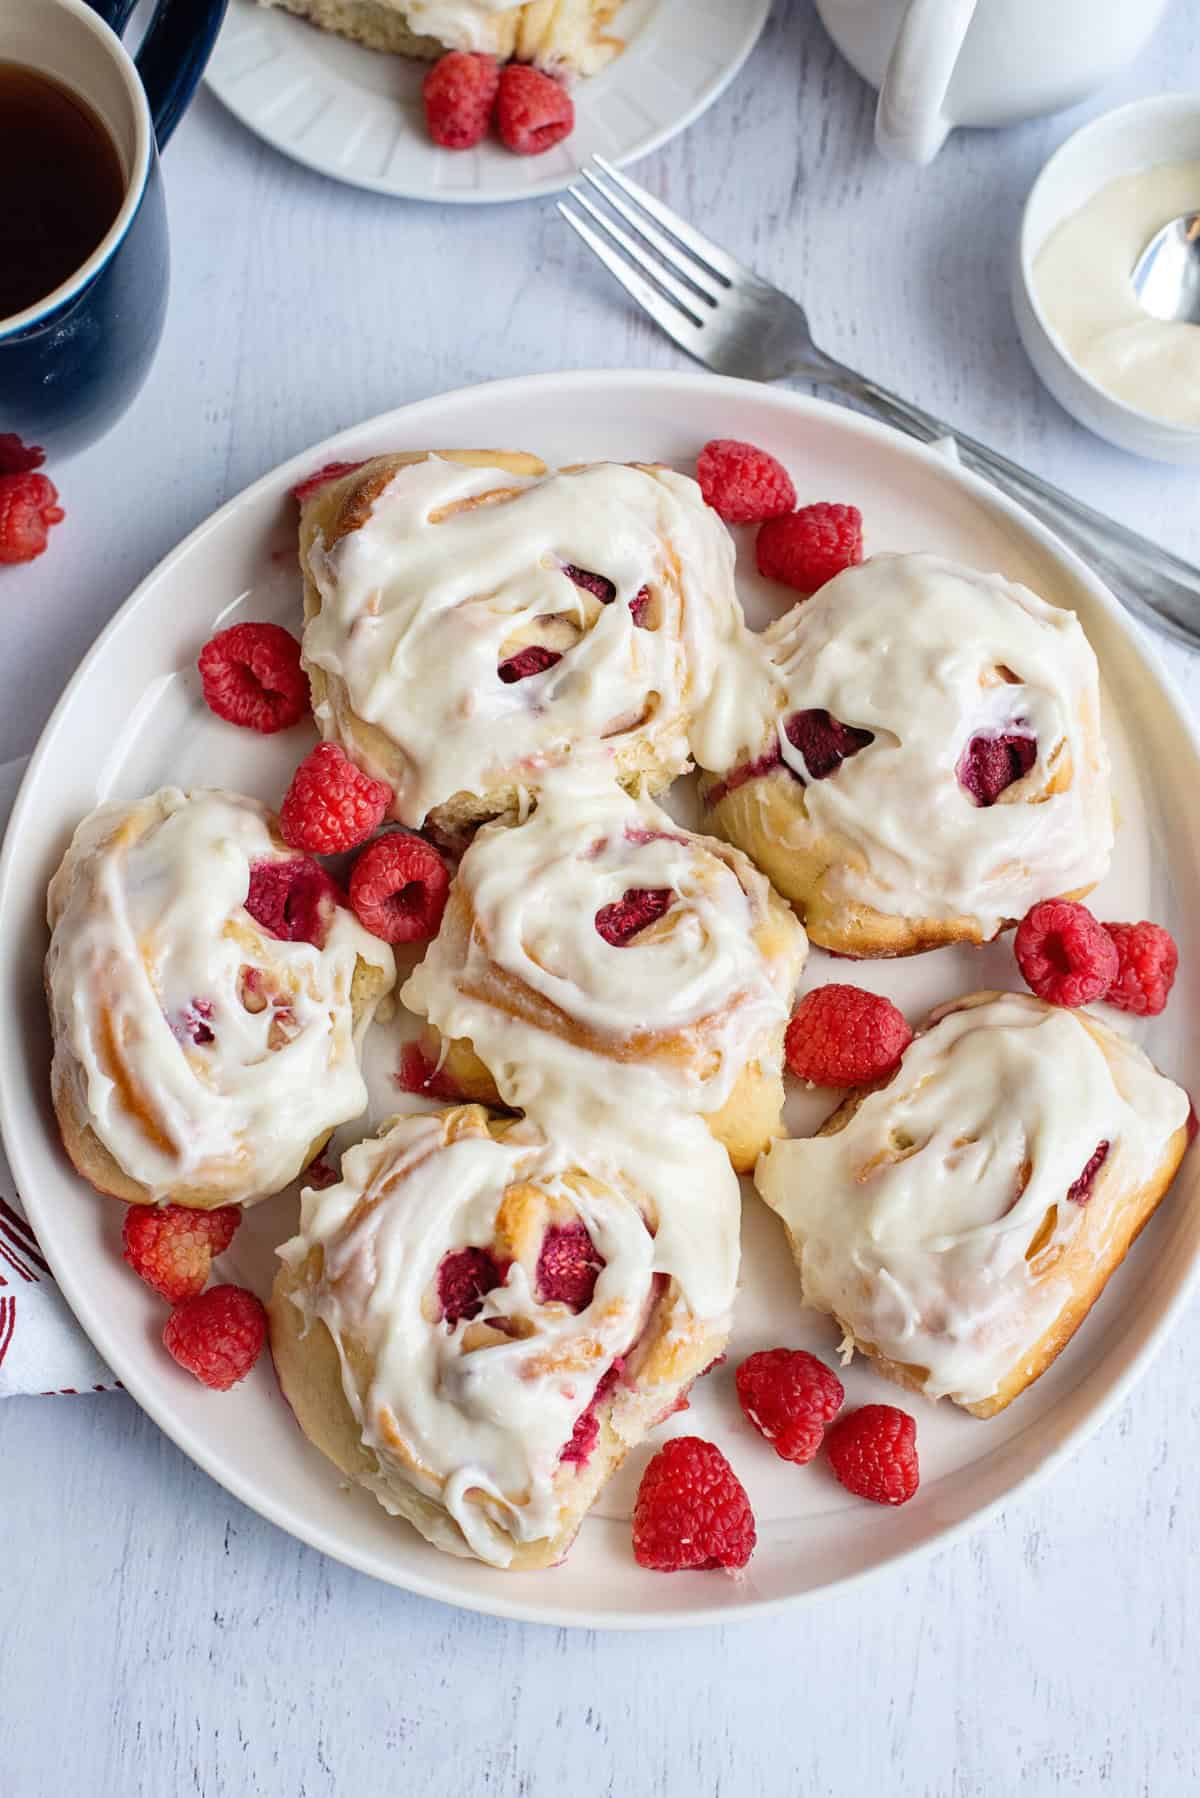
560, 156, 1200, 650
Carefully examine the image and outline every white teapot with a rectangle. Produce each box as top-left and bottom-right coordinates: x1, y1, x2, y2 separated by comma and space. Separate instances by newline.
815, 0, 1171, 164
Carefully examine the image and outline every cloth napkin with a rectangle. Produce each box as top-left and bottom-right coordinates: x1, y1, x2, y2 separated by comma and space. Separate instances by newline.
0, 756, 116, 1397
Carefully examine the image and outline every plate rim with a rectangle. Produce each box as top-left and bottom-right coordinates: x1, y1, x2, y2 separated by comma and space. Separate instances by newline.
5, 366, 1199, 1630
204, 0, 773, 204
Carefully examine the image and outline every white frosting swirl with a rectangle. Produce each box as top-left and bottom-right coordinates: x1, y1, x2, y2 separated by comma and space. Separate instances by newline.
301, 456, 747, 825
756, 993, 1188, 1407
46, 789, 394, 1204
279, 1105, 738, 1564
401, 767, 807, 1119
707, 553, 1113, 936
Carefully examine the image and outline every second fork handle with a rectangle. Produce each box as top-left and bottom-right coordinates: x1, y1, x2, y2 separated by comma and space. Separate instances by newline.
820, 362, 1200, 650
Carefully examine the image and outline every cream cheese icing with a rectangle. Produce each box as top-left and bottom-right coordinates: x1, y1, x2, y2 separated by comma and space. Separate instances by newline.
46, 788, 394, 1204
706, 553, 1113, 936
301, 455, 751, 825
279, 1104, 739, 1564
756, 993, 1188, 1408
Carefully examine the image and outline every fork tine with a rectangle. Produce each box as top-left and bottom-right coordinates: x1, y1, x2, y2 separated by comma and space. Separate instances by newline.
557, 203, 705, 358
579, 167, 724, 305
591, 154, 748, 288
565, 188, 709, 325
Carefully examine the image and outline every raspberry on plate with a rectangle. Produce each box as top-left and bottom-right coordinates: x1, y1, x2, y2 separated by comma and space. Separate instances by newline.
163, 1283, 267, 1390
1014, 898, 1119, 1008
349, 832, 450, 944
1103, 919, 1178, 1016
496, 64, 574, 156
631, 1435, 756, 1572
197, 621, 309, 734
280, 742, 393, 854
292, 459, 366, 505
785, 984, 912, 1087
696, 439, 797, 525
825, 1403, 919, 1506
122, 1203, 240, 1304
756, 501, 863, 593
735, 1347, 844, 1464
0, 471, 65, 565
423, 51, 500, 150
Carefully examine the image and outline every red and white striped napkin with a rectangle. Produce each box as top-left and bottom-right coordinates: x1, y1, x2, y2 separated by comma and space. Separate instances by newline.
0, 756, 116, 1398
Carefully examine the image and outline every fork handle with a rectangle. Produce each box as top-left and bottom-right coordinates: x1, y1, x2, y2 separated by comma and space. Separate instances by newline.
820, 363, 1200, 649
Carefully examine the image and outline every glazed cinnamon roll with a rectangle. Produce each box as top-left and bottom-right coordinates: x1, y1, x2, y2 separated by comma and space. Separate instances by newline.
698, 553, 1113, 956
400, 771, 808, 1172
298, 451, 745, 836
45, 788, 395, 1209
756, 992, 1190, 1417
269, 1102, 738, 1568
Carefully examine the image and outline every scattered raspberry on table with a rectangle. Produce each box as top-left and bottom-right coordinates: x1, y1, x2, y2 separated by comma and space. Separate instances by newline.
349, 832, 450, 944
785, 983, 912, 1087
735, 1347, 844, 1465
198, 621, 309, 734
632, 1435, 756, 1572
1014, 898, 1119, 1008
122, 1203, 241, 1304
825, 1403, 920, 1506
423, 51, 501, 150
1102, 919, 1178, 1016
280, 742, 393, 854
163, 1284, 267, 1390
496, 64, 574, 156
756, 501, 863, 593
0, 470, 65, 565
696, 439, 797, 525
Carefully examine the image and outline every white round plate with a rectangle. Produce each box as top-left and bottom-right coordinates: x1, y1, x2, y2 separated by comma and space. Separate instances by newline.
4, 371, 1199, 1630
205, 0, 771, 203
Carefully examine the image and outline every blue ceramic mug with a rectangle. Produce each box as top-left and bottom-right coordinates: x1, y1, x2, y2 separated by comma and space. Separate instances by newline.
0, 0, 228, 459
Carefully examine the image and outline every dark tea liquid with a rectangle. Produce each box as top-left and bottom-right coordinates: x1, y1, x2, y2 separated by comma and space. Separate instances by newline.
0, 62, 126, 320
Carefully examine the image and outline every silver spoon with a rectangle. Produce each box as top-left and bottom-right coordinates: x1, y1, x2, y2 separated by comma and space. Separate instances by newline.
1132, 211, 1200, 323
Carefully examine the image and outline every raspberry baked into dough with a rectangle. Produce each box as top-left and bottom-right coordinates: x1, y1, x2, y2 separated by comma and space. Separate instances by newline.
699, 552, 1113, 956
298, 451, 746, 837
258, 0, 622, 76
45, 789, 395, 1209
756, 991, 1190, 1417
269, 1103, 738, 1568
401, 770, 809, 1172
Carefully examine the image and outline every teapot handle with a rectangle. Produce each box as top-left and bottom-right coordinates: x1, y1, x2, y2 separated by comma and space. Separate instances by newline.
874, 0, 978, 164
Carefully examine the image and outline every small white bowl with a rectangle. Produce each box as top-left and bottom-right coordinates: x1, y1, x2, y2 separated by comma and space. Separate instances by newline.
1013, 95, 1200, 464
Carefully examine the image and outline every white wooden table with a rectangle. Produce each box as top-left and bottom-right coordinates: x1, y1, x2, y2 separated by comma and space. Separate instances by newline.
4, 4, 1200, 1791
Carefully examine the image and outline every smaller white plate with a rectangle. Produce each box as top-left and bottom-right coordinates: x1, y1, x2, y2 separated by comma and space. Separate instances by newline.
205, 0, 770, 203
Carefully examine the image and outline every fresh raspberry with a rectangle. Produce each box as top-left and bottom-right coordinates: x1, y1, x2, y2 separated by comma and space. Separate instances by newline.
1103, 920, 1178, 1016
498, 645, 562, 683
595, 886, 674, 947
0, 434, 44, 475
495, 64, 574, 156
423, 51, 500, 149
696, 439, 797, 525
958, 732, 1038, 806
245, 857, 342, 948
783, 709, 874, 781
632, 1436, 756, 1572
291, 459, 366, 504
0, 471, 64, 564
395, 1040, 464, 1101
825, 1404, 919, 1505
756, 502, 863, 593
163, 1284, 267, 1390
122, 1203, 240, 1304
280, 742, 393, 853
197, 622, 309, 734
1067, 1140, 1109, 1204
437, 1247, 507, 1326
349, 832, 450, 944
560, 1360, 624, 1466
1015, 899, 1119, 1008
735, 1347, 845, 1465
536, 1221, 604, 1311
785, 984, 912, 1087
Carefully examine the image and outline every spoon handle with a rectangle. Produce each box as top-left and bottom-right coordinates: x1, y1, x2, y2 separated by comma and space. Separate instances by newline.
820, 363, 1200, 649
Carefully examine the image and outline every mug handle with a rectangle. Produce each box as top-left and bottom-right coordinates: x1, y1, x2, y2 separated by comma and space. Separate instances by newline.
874, 0, 978, 164
86, 0, 229, 148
